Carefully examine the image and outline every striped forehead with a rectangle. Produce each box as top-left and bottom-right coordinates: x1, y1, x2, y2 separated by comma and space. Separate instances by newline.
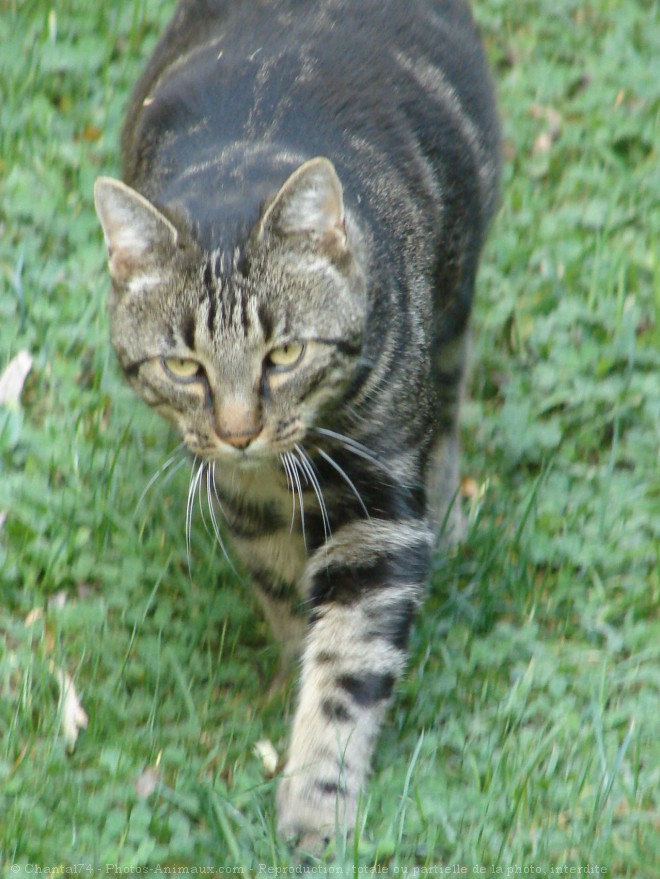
198, 250, 273, 347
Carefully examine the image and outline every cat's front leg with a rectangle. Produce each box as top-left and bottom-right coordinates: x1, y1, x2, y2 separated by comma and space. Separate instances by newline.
277, 518, 432, 850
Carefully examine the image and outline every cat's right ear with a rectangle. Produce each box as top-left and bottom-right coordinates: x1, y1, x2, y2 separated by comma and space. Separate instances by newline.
94, 177, 178, 287
255, 157, 347, 251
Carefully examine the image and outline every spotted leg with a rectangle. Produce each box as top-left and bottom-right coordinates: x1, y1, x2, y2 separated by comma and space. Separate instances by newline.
276, 517, 432, 850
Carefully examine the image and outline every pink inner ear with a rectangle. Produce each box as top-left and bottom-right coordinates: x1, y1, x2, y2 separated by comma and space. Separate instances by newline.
108, 249, 142, 284
294, 175, 342, 236
258, 157, 346, 246
105, 228, 148, 283
95, 177, 178, 285
326, 212, 347, 249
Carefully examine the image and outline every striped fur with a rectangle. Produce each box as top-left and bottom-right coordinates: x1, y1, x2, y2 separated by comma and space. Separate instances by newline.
94, 0, 500, 851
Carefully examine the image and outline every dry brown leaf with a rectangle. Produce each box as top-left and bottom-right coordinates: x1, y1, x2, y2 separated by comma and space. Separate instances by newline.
80, 124, 102, 143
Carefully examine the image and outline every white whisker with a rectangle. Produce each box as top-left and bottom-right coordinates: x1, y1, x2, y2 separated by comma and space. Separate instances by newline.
197, 461, 213, 540
295, 444, 331, 543
314, 426, 386, 471
315, 446, 371, 520
160, 455, 189, 488
135, 441, 187, 514
289, 450, 307, 552
206, 463, 238, 576
186, 456, 205, 575
210, 461, 229, 520
280, 452, 297, 533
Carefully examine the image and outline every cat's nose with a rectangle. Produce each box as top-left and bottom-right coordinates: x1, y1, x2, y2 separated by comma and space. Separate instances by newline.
215, 399, 262, 450
220, 429, 261, 450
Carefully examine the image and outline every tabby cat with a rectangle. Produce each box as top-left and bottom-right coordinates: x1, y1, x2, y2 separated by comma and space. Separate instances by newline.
94, 0, 500, 851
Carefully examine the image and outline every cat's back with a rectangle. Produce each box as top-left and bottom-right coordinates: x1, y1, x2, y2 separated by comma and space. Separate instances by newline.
122, 0, 499, 241
124, 0, 487, 117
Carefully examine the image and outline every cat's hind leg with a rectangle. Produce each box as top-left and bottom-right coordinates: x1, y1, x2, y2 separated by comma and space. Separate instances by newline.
426, 330, 470, 547
425, 428, 466, 547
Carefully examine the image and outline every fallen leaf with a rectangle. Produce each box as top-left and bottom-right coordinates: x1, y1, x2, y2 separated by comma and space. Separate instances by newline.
0, 350, 33, 406
7, 745, 29, 779
80, 124, 102, 143
529, 103, 562, 134
25, 606, 44, 627
77, 582, 94, 599
49, 660, 88, 750
253, 739, 279, 776
533, 131, 553, 156
529, 103, 563, 156
48, 590, 68, 611
135, 766, 161, 799
464, 477, 490, 528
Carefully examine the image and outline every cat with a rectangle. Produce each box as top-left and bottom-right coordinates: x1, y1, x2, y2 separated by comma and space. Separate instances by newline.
94, 0, 500, 852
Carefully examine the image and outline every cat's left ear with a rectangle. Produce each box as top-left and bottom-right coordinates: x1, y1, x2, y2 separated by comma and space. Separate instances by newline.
257, 157, 347, 250
94, 177, 178, 287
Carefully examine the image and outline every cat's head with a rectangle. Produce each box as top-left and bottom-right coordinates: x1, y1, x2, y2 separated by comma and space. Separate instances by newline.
94, 158, 368, 463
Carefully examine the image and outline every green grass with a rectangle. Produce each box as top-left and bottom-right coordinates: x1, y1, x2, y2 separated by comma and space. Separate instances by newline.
1, 0, 659, 872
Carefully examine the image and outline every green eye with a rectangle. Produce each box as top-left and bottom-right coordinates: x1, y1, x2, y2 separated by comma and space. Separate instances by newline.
162, 357, 202, 380
268, 342, 305, 369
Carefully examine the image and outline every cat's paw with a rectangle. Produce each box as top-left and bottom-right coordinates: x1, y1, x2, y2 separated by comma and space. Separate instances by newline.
276, 770, 353, 854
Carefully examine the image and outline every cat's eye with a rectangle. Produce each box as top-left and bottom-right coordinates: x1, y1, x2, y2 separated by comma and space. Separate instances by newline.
267, 342, 305, 370
162, 357, 203, 381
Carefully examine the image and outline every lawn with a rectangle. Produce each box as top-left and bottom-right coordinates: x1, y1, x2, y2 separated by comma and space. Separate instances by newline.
1, 0, 658, 872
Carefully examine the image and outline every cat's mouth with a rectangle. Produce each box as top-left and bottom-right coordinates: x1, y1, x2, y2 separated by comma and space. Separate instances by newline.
186, 435, 304, 467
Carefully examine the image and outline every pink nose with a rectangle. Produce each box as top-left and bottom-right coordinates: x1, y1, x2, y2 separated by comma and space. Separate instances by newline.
219, 429, 260, 450
215, 399, 262, 449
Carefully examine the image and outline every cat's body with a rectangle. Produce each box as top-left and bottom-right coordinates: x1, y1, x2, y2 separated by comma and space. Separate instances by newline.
95, 0, 500, 850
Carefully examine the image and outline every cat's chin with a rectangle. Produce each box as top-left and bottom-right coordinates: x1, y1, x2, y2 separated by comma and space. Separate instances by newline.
201, 448, 280, 470
225, 455, 271, 471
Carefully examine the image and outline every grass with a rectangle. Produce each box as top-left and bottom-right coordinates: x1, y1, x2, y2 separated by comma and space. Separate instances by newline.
1, 0, 659, 872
